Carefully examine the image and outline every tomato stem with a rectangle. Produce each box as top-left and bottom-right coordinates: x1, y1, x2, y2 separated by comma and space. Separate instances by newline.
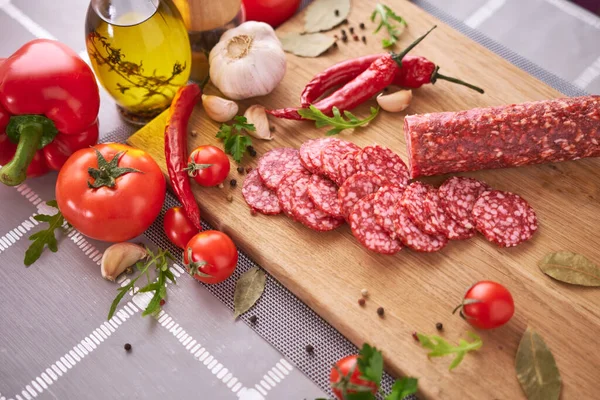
184, 161, 213, 177
87, 150, 142, 189
185, 247, 212, 278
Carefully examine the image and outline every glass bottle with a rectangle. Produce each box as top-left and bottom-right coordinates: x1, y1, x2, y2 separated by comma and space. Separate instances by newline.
85, 0, 192, 125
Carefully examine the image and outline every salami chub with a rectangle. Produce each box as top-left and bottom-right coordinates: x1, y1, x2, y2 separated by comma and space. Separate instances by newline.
404, 95, 600, 178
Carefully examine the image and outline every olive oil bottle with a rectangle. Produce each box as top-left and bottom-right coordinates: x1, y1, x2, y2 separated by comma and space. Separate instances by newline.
85, 0, 191, 123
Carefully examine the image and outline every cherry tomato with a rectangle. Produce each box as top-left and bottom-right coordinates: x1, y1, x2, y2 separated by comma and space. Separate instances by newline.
454, 281, 515, 329
242, 0, 302, 27
186, 145, 230, 187
56, 143, 166, 242
329, 355, 378, 399
183, 230, 238, 284
163, 207, 199, 249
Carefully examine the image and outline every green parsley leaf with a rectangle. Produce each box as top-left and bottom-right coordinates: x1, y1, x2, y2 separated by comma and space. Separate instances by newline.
24, 200, 67, 267
385, 377, 419, 400
417, 331, 483, 370
346, 392, 376, 400
357, 343, 384, 385
297, 106, 380, 136
216, 116, 254, 163
371, 3, 408, 48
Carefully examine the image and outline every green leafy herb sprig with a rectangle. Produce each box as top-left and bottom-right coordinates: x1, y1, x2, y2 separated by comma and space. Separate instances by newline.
216, 116, 255, 163
417, 331, 483, 370
298, 106, 380, 136
24, 200, 69, 267
323, 343, 418, 400
108, 248, 175, 320
371, 4, 408, 48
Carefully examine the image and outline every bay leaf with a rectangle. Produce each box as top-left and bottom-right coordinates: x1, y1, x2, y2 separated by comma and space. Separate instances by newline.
233, 266, 266, 319
515, 327, 561, 400
304, 0, 351, 33
538, 251, 600, 287
279, 33, 335, 58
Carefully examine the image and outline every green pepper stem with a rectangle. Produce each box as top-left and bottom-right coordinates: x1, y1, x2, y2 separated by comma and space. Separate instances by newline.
0, 122, 44, 186
390, 25, 437, 67
431, 66, 485, 94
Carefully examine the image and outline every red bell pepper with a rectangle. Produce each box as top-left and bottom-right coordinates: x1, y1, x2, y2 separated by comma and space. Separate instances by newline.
0, 39, 100, 186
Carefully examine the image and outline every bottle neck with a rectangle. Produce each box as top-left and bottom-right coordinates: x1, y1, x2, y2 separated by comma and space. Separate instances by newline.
91, 0, 159, 26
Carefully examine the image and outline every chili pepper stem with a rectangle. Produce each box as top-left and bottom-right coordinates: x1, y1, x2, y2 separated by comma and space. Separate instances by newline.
390, 25, 437, 67
0, 122, 44, 186
431, 66, 485, 94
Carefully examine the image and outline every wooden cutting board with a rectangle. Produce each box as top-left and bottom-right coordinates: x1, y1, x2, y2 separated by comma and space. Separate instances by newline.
127, 1, 600, 398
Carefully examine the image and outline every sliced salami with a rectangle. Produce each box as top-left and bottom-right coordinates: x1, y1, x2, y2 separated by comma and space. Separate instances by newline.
338, 172, 385, 219
349, 193, 402, 255
392, 206, 448, 252
299, 138, 328, 173
356, 145, 409, 188
277, 169, 311, 219
425, 190, 475, 240
308, 174, 342, 218
400, 182, 440, 235
291, 174, 344, 231
472, 190, 538, 247
373, 185, 405, 240
439, 177, 491, 229
258, 148, 304, 190
242, 169, 281, 215
336, 150, 360, 186
307, 137, 338, 175
321, 139, 361, 182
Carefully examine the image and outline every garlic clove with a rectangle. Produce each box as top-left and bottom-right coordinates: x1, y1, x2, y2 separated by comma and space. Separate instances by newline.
101, 243, 147, 282
377, 89, 413, 113
244, 105, 273, 140
202, 95, 239, 122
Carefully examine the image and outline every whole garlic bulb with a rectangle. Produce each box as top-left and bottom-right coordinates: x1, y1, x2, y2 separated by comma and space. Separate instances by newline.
209, 21, 287, 100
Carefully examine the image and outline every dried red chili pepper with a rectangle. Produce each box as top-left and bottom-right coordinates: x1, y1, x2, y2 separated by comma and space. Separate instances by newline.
301, 54, 483, 107
164, 84, 203, 231
269, 26, 437, 120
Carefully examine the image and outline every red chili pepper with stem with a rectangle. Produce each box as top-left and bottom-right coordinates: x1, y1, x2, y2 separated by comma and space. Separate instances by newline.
268, 26, 437, 120
164, 84, 203, 231
300, 54, 484, 107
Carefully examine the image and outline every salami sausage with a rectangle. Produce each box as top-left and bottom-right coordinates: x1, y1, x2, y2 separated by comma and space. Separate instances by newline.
356, 145, 409, 188
258, 148, 304, 190
404, 95, 600, 178
373, 185, 405, 240
320, 139, 360, 182
336, 150, 361, 186
438, 176, 490, 229
338, 172, 385, 219
307, 137, 338, 175
349, 193, 402, 255
291, 173, 344, 231
472, 190, 538, 247
300, 138, 333, 174
278, 169, 311, 219
400, 182, 440, 235
424, 190, 475, 240
393, 204, 448, 252
308, 174, 342, 218
242, 169, 281, 215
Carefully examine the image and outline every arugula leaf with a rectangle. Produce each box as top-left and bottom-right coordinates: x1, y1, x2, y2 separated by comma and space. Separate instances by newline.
371, 4, 408, 48
216, 116, 254, 163
346, 393, 376, 400
24, 200, 67, 267
417, 331, 483, 370
357, 343, 384, 384
385, 377, 418, 400
298, 106, 380, 136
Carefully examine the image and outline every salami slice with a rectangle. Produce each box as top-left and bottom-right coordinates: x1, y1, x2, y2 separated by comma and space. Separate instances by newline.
438, 177, 491, 229
242, 169, 281, 215
321, 140, 361, 182
356, 145, 409, 188
336, 150, 360, 186
425, 190, 475, 240
277, 169, 311, 219
472, 190, 538, 247
308, 174, 342, 218
307, 137, 338, 174
373, 185, 405, 239
291, 174, 344, 231
299, 138, 329, 173
400, 182, 440, 235
258, 148, 304, 190
338, 172, 385, 219
392, 206, 448, 252
349, 193, 402, 255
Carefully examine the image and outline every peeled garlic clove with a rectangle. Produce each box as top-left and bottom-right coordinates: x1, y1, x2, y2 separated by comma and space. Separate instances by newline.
202, 94, 239, 122
377, 89, 413, 113
101, 243, 147, 282
244, 105, 273, 140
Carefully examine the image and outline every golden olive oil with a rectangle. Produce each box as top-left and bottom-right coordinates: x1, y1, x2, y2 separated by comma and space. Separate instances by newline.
85, 0, 191, 121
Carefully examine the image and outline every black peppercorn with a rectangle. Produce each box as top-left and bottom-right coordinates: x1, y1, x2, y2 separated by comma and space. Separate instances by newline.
334, 9, 339, 16
377, 307, 384, 317
124, 343, 132, 351
333, 42, 338, 48
341, 36, 348, 43
248, 146, 257, 157
249, 315, 258, 323
349, 27, 354, 34
436, 322, 443, 331
341, 29, 346, 36
362, 36, 366, 44
269, 126, 276, 132
230, 179, 237, 187
359, 23, 365, 30
305, 344, 314, 353
237, 166, 244, 174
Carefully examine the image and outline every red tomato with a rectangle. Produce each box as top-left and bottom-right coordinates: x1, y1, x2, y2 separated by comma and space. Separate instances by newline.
56, 143, 166, 242
329, 355, 378, 399
455, 281, 515, 330
163, 207, 199, 249
183, 231, 238, 284
242, 0, 301, 27
187, 145, 230, 187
